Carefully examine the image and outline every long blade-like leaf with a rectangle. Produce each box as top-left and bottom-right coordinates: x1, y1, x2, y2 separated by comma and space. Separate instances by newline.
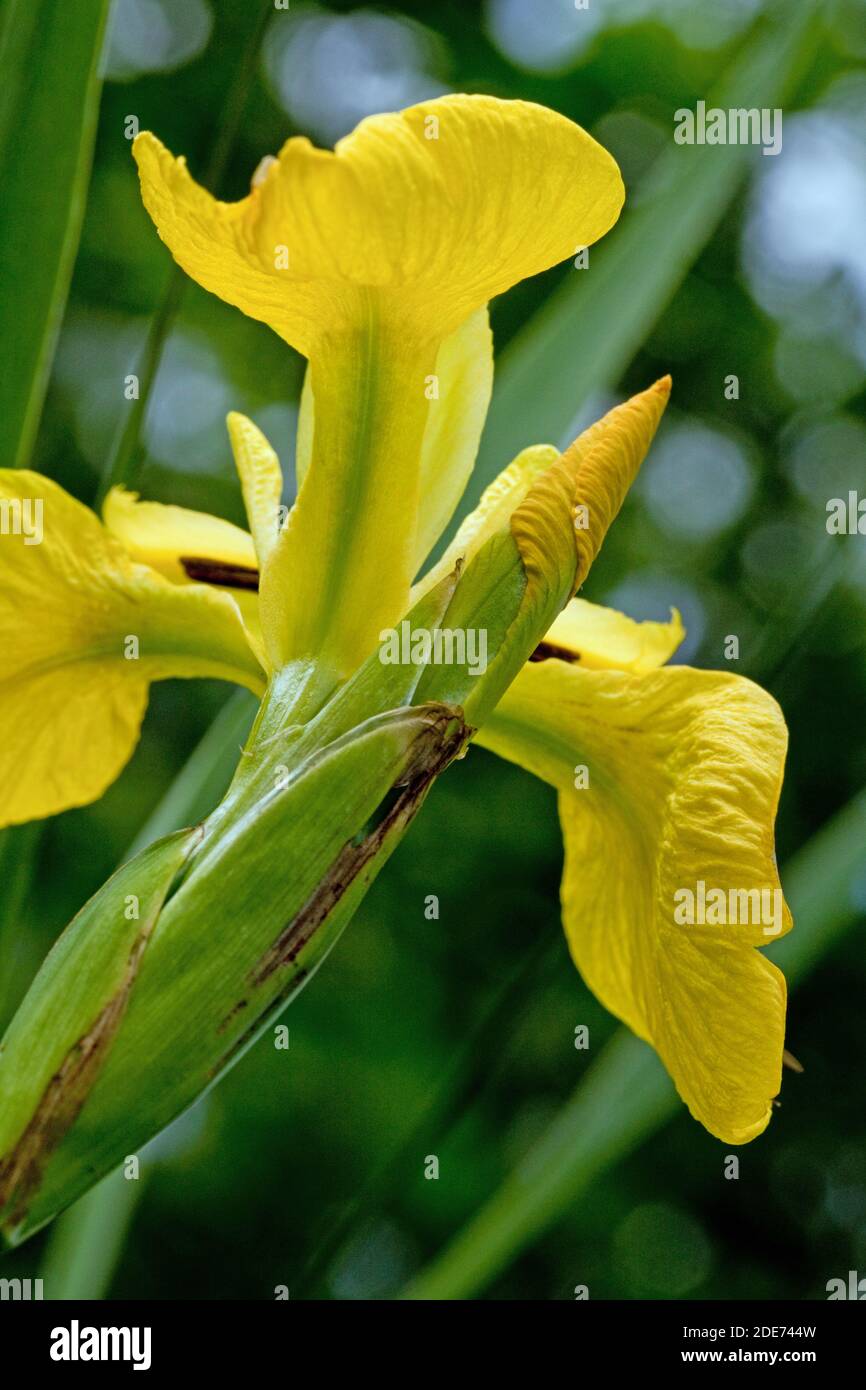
402, 788, 866, 1299
470, 0, 817, 499
0, 0, 111, 469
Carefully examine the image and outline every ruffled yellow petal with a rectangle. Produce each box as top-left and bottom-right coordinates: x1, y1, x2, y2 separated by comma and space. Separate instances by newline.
477, 657, 791, 1144
103, 486, 257, 584
226, 412, 283, 568
539, 598, 685, 672
134, 97, 623, 680
0, 471, 265, 828
133, 96, 623, 352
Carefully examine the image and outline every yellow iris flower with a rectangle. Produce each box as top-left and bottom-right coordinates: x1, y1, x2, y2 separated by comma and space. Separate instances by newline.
0, 94, 791, 1146
132, 95, 624, 680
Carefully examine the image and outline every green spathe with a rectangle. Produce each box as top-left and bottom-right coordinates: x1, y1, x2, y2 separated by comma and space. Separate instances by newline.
0, 700, 468, 1243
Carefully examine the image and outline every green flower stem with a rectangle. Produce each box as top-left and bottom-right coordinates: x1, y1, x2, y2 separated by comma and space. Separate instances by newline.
0, 694, 467, 1244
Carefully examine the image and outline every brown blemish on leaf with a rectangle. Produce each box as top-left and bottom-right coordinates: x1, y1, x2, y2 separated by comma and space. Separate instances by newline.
0, 930, 152, 1227
212, 707, 470, 1074
0, 827, 201, 1231
251, 708, 468, 987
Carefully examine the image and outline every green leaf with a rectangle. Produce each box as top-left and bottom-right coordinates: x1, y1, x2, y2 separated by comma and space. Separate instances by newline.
95, 1, 273, 501
0, 827, 200, 1244
34, 688, 257, 1295
401, 787, 866, 1299
470, 0, 818, 498
0, 0, 111, 469
0, 700, 468, 1243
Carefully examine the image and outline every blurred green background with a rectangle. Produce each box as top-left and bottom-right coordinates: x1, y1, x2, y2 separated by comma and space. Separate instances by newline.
2, 0, 866, 1300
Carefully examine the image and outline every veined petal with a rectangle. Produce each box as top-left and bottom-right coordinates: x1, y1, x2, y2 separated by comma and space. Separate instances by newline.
133, 96, 623, 353
295, 307, 494, 576
259, 330, 437, 677
0, 471, 266, 828
226, 412, 283, 568
103, 486, 257, 585
477, 657, 791, 1144
287, 306, 494, 658
538, 598, 685, 672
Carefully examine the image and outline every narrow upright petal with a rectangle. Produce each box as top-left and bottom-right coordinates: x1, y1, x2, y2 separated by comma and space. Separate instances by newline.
226, 412, 284, 568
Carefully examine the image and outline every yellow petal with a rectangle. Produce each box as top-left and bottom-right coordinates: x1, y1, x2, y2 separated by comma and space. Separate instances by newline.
477, 657, 791, 1144
561, 376, 671, 594
259, 332, 437, 676
413, 306, 494, 572
226, 412, 284, 568
0, 471, 265, 828
133, 96, 623, 352
539, 598, 685, 672
413, 442, 559, 603
289, 306, 494, 648
103, 486, 257, 584
295, 307, 493, 574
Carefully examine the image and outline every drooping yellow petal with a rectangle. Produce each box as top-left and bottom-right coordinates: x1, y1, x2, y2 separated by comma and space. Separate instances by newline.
538, 598, 685, 672
133, 96, 623, 353
477, 657, 791, 1144
134, 97, 624, 681
0, 471, 265, 828
226, 412, 283, 568
103, 486, 257, 584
